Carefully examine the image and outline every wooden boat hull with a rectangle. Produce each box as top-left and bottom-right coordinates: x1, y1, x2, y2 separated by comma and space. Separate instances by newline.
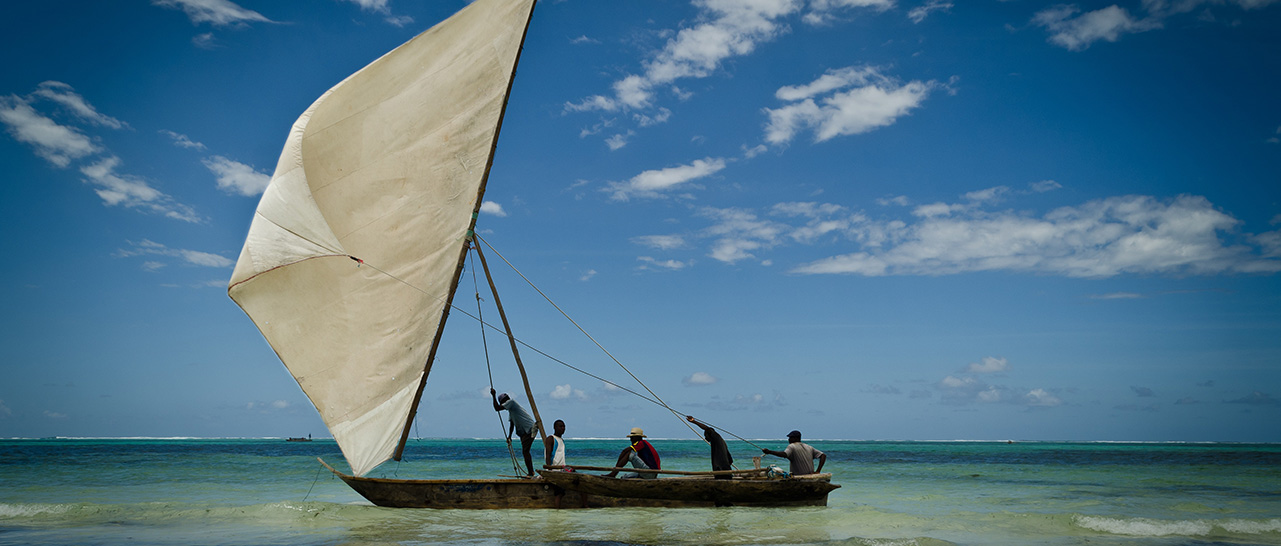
536, 470, 840, 507
322, 461, 745, 508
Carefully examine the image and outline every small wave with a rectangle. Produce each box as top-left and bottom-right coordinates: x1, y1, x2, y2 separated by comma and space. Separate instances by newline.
0, 503, 73, 518
1074, 515, 1281, 538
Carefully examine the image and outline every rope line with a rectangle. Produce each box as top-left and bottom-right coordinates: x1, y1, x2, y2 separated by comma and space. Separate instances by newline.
473, 234, 702, 440
470, 247, 522, 476
303, 463, 324, 502
350, 250, 739, 446
350, 255, 663, 406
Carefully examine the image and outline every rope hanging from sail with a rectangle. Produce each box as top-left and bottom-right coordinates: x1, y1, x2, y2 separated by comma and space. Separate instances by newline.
468, 244, 523, 476
350, 247, 758, 449
472, 234, 703, 440
349, 255, 665, 406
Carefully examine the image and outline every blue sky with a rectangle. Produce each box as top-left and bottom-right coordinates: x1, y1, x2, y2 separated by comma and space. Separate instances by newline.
1, 0, 1279, 444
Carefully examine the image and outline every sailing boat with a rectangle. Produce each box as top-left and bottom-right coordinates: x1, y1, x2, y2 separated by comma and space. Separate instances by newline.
228, 0, 837, 508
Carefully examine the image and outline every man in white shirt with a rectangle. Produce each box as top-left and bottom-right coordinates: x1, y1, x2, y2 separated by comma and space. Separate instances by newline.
762, 430, 826, 475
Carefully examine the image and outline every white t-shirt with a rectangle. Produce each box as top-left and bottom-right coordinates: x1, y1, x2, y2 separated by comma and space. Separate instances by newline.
783, 442, 824, 475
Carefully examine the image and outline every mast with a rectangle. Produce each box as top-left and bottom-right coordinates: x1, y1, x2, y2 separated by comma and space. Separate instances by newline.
393, 0, 540, 461
473, 239, 547, 440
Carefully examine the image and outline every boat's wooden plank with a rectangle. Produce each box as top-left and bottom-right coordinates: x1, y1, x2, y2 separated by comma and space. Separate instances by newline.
543, 464, 771, 476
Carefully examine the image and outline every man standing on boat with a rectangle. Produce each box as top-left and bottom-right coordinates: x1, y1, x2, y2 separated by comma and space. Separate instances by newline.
762, 430, 826, 475
604, 427, 660, 479
686, 415, 733, 479
491, 388, 538, 477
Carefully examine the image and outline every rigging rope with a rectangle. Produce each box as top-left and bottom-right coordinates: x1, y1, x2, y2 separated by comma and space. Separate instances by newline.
473, 234, 702, 440
469, 246, 522, 476
351, 247, 755, 448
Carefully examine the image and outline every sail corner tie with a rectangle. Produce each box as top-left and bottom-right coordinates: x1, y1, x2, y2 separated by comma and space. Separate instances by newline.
348, 255, 365, 267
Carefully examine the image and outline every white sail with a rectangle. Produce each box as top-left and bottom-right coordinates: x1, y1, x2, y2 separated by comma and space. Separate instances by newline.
228, 0, 537, 477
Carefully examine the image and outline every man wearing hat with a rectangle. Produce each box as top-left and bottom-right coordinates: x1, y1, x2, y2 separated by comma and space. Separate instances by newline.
762, 430, 826, 475
604, 427, 661, 479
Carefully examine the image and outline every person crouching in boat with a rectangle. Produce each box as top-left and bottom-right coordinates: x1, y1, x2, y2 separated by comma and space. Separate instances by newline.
604, 427, 660, 479
491, 388, 538, 477
762, 430, 826, 475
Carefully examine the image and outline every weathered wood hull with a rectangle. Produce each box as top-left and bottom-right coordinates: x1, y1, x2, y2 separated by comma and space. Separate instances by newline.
336, 473, 579, 508
536, 470, 840, 507
323, 463, 737, 508
322, 461, 838, 508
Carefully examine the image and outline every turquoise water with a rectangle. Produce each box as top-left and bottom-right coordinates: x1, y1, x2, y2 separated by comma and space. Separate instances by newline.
1, 439, 1278, 545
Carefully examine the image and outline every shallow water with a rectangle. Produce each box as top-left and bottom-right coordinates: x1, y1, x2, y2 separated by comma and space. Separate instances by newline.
1, 439, 1278, 545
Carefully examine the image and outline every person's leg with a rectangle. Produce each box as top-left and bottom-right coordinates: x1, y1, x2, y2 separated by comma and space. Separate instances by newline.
520, 433, 536, 476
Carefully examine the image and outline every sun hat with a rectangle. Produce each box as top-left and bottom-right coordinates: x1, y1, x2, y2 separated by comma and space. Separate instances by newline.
627, 427, 646, 438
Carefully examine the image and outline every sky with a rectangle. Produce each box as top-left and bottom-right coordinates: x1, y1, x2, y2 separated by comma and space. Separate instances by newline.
2, 0, 1279, 445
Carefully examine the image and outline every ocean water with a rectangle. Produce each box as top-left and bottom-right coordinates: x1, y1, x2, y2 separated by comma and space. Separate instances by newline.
0, 439, 1278, 546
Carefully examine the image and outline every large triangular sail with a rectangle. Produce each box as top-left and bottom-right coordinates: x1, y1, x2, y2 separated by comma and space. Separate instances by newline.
228, 0, 538, 477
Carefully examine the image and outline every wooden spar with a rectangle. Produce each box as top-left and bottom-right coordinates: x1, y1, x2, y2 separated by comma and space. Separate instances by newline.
544, 465, 772, 477
473, 240, 547, 441
391, 0, 539, 463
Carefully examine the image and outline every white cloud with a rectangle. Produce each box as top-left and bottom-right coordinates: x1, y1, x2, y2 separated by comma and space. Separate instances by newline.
701, 206, 790, 263
632, 235, 686, 250
480, 201, 508, 217
907, 0, 952, 23
550, 384, 587, 400
606, 131, 634, 151
1030, 180, 1063, 193
805, 0, 895, 25
336, 0, 412, 26
0, 83, 207, 223
385, 15, 414, 27
246, 399, 295, 413
912, 202, 966, 218
1024, 388, 1063, 407
580, 269, 597, 282
82, 156, 202, 222
192, 32, 219, 49
1090, 292, 1144, 300
764, 66, 935, 145
775, 66, 880, 101
342, 0, 389, 10
638, 256, 690, 271
152, 0, 273, 26
606, 157, 727, 201
634, 108, 672, 127
966, 356, 1009, 374
878, 195, 911, 206
791, 194, 1281, 277
1032, 5, 1161, 51
0, 399, 10, 418
31, 81, 126, 129
160, 130, 206, 150
118, 239, 234, 268
202, 155, 269, 196
564, 95, 619, 114
939, 374, 1063, 408
0, 95, 100, 167
683, 372, 718, 385
567, 0, 804, 123
964, 186, 1010, 204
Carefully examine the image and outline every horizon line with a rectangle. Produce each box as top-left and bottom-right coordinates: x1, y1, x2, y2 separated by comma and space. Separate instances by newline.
4, 436, 1278, 445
